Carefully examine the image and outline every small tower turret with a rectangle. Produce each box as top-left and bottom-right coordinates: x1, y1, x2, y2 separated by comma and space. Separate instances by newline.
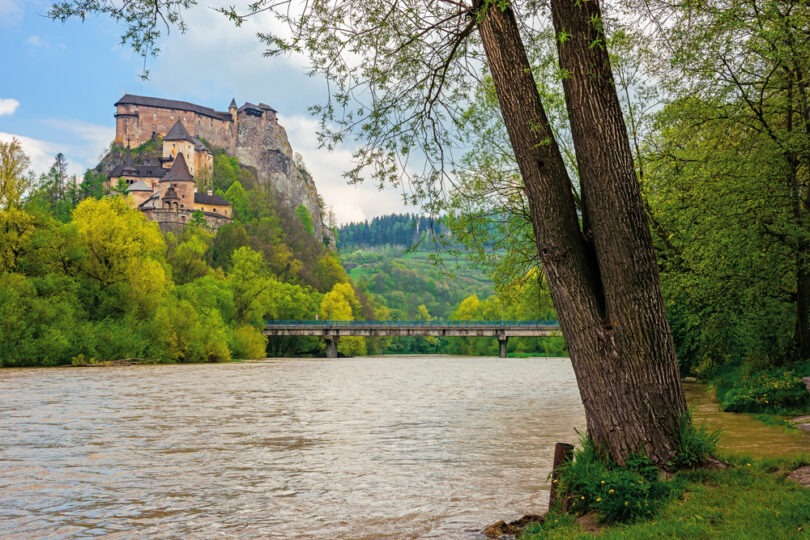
229, 98, 237, 124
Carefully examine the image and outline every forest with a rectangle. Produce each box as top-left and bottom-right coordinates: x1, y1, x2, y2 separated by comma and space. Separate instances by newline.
0, 140, 381, 364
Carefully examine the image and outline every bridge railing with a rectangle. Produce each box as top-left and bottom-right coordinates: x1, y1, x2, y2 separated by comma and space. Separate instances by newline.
262, 320, 559, 327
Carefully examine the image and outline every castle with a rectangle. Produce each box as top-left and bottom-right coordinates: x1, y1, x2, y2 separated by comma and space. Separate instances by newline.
109, 94, 278, 231
107, 93, 330, 239
113, 93, 277, 154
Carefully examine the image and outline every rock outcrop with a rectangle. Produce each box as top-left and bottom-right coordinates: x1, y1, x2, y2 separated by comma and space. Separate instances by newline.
236, 119, 329, 243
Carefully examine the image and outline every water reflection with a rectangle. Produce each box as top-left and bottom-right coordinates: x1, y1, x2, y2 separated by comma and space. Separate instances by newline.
0, 357, 585, 538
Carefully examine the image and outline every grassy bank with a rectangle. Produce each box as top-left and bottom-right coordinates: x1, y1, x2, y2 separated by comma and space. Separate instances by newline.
709, 360, 810, 416
522, 454, 810, 539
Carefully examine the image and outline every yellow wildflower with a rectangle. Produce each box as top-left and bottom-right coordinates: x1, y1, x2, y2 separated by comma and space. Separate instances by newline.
581, 496, 585, 500
596, 498, 602, 502
609, 489, 614, 493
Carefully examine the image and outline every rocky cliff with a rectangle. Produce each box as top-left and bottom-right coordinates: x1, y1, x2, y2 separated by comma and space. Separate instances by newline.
235, 119, 330, 243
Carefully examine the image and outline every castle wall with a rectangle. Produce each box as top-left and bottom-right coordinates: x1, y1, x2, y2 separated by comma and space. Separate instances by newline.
195, 202, 232, 218
163, 141, 195, 172
115, 103, 235, 151
193, 152, 214, 183
175, 181, 195, 211
142, 208, 232, 234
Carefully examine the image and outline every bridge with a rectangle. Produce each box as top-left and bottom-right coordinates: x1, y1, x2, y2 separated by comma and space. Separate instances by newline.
262, 321, 561, 358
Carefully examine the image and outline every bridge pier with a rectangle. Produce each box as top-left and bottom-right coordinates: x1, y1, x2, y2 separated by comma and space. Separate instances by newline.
498, 337, 508, 358
325, 336, 339, 358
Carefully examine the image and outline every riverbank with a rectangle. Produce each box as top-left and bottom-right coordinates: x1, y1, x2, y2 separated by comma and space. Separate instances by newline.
490, 384, 810, 538
518, 454, 810, 539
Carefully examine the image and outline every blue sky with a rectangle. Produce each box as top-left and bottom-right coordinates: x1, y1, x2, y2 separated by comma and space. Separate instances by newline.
0, 0, 411, 223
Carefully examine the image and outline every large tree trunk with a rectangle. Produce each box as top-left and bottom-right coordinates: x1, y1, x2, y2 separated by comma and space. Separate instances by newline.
476, 0, 686, 464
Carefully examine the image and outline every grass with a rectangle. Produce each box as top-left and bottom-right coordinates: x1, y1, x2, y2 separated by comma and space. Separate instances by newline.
522, 454, 810, 539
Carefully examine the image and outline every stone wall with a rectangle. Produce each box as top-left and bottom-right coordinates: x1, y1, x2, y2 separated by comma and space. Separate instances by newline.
114, 104, 235, 151
142, 208, 231, 233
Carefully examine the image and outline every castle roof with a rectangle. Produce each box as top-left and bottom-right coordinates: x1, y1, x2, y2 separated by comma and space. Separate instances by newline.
122, 146, 136, 174
238, 101, 277, 114
163, 186, 180, 200
138, 191, 160, 209
194, 192, 231, 206
115, 94, 232, 122
161, 153, 194, 182
229, 98, 237, 109
126, 180, 153, 192
164, 120, 195, 142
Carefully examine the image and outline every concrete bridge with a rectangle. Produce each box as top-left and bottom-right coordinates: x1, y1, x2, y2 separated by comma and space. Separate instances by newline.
262, 321, 561, 358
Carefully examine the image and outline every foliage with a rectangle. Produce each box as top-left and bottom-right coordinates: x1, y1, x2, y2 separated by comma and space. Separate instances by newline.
556, 437, 677, 525
0, 142, 368, 365
337, 214, 449, 250
295, 204, 314, 235
672, 409, 721, 469
525, 455, 810, 539
230, 325, 268, 359
0, 138, 32, 210
343, 246, 492, 320
712, 361, 810, 414
319, 282, 367, 356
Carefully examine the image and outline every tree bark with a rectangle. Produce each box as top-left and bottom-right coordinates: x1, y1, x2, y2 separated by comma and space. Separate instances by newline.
477, 0, 686, 464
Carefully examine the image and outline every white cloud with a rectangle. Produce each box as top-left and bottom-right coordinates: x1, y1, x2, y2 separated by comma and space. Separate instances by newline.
0, 132, 84, 177
41, 119, 115, 160
140, 5, 319, 112
25, 35, 51, 49
0, 120, 114, 178
281, 114, 416, 225
0, 98, 20, 116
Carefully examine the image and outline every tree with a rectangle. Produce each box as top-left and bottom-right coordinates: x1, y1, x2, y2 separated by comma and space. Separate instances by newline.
637, 0, 810, 363
72, 196, 165, 286
295, 204, 314, 235
50, 0, 686, 464
320, 282, 367, 356
229, 246, 274, 323
0, 138, 31, 210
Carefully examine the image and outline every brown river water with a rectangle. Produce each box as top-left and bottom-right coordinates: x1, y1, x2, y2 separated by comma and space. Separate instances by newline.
0, 356, 585, 539
1, 358, 807, 539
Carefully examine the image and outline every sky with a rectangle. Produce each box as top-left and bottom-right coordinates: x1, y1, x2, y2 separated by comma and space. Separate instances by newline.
0, 0, 413, 224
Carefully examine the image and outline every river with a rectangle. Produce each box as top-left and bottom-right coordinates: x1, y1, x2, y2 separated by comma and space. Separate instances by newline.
0, 356, 586, 539
3, 358, 807, 539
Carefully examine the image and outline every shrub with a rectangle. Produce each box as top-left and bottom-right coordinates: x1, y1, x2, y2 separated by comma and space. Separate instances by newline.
556, 437, 679, 524
717, 361, 810, 414
231, 325, 268, 359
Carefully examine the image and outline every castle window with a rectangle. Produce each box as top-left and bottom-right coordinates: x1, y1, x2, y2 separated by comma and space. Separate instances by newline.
213, 208, 217, 213
153, 124, 156, 130
153, 113, 156, 119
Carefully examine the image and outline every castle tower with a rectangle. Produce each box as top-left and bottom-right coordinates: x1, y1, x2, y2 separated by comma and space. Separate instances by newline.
229, 98, 237, 123
159, 153, 195, 210
121, 144, 137, 183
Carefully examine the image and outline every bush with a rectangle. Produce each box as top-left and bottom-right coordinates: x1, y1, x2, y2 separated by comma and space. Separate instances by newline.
715, 361, 810, 414
556, 437, 679, 524
231, 325, 268, 359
